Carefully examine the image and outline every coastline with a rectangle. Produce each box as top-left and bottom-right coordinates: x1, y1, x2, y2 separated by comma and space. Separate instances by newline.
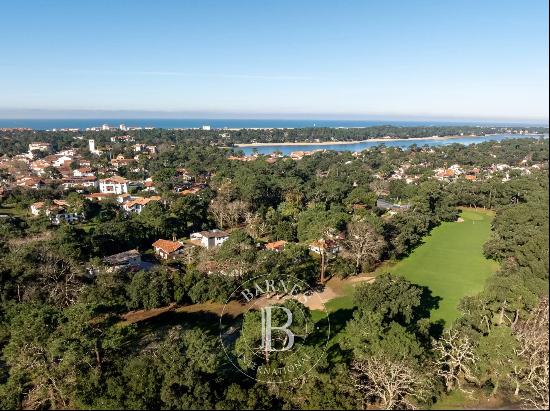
234, 134, 499, 147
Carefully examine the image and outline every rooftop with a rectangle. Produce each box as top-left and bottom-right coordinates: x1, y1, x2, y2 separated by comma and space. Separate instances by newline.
103, 249, 141, 266
197, 229, 229, 238
100, 176, 128, 184
265, 240, 287, 250
152, 239, 184, 254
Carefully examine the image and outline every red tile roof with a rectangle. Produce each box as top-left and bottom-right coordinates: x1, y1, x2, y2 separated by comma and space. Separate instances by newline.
265, 240, 287, 251
152, 239, 184, 254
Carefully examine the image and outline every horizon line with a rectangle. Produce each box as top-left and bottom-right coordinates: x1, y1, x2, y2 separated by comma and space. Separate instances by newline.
0, 109, 548, 125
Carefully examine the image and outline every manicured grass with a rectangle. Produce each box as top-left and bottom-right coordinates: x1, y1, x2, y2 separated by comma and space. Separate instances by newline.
384, 208, 499, 325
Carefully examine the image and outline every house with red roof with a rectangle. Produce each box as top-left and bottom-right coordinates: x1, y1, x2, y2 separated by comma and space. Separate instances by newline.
152, 239, 185, 260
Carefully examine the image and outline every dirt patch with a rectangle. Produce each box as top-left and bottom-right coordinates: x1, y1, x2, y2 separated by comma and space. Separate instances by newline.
120, 273, 377, 325
121, 303, 177, 324
348, 275, 375, 284
178, 300, 245, 318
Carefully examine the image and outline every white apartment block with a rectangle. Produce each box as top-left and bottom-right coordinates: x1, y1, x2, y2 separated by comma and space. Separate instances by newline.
99, 176, 129, 194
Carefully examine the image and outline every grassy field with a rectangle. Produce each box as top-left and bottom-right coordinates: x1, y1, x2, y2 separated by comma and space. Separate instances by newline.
383, 208, 498, 325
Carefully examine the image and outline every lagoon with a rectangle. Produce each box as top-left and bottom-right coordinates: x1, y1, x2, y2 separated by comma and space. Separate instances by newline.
239, 134, 547, 156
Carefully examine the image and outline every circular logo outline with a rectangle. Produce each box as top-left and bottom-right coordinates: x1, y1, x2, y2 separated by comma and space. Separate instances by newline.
219, 274, 331, 384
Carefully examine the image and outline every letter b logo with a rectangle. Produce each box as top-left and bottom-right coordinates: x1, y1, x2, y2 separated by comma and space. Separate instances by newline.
260, 306, 295, 352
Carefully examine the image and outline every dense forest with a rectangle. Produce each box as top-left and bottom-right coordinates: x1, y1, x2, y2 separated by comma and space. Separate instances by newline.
0, 136, 548, 409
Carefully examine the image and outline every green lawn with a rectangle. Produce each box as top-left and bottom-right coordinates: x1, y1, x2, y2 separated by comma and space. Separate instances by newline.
312, 208, 498, 329
385, 208, 499, 325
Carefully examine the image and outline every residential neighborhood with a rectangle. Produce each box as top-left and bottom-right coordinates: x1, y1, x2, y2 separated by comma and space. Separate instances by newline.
0, 128, 548, 273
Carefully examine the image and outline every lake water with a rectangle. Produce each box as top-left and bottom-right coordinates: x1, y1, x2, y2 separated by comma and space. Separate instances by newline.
239, 134, 547, 156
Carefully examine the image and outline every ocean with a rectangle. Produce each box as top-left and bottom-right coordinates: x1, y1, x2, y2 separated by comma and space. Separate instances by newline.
0, 118, 544, 130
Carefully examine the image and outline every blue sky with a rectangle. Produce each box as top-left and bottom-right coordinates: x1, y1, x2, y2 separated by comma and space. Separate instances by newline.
0, 0, 548, 122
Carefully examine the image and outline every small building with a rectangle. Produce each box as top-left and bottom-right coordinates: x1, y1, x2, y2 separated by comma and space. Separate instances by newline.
152, 239, 185, 260
176, 168, 194, 182
143, 179, 156, 192
50, 155, 73, 168
50, 211, 81, 225
190, 229, 229, 249
178, 186, 201, 196
376, 198, 411, 211
309, 239, 340, 255
30, 199, 67, 216
111, 155, 136, 168
265, 240, 287, 252
73, 167, 94, 177
110, 134, 134, 143
30, 199, 81, 225
28, 142, 51, 155
16, 177, 45, 189
123, 196, 161, 214
84, 192, 116, 201
61, 176, 98, 189
99, 176, 129, 194
133, 143, 146, 152
30, 159, 50, 175
103, 249, 142, 270
435, 168, 456, 180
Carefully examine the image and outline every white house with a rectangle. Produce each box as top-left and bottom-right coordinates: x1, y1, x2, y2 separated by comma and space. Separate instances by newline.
28, 142, 51, 155
31, 200, 57, 216
152, 239, 185, 260
99, 176, 129, 194
133, 143, 146, 152
61, 176, 98, 190
177, 168, 194, 182
122, 196, 161, 214
51, 155, 73, 168
30, 159, 50, 175
50, 211, 81, 225
30, 200, 81, 225
309, 239, 341, 255
58, 149, 76, 156
73, 167, 94, 177
190, 229, 229, 249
